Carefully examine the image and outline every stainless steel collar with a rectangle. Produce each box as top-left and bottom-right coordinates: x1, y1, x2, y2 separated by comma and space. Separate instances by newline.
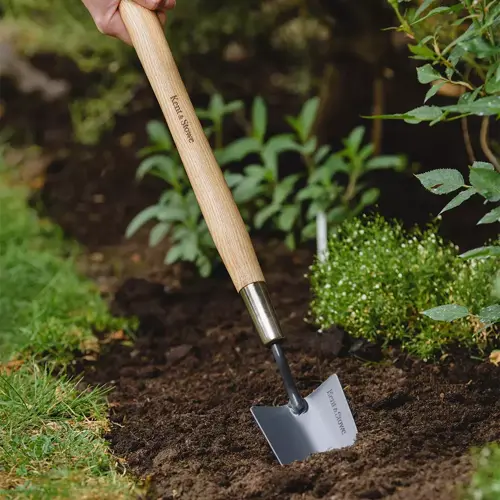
240, 282, 285, 346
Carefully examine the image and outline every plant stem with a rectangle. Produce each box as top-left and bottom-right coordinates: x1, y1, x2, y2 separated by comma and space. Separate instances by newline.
215, 119, 223, 150
461, 117, 476, 164
480, 116, 500, 172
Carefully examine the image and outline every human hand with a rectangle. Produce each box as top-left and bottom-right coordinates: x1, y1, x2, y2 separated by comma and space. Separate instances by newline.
82, 0, 176, 45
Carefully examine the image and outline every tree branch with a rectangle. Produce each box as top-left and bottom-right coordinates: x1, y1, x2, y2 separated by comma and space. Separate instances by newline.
480, 117, 500, 173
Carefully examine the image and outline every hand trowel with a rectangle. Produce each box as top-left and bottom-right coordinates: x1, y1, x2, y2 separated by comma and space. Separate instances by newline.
119, 0, 358, 465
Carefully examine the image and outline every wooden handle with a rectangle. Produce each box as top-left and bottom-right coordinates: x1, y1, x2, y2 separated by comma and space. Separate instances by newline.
119, 0, 264, 292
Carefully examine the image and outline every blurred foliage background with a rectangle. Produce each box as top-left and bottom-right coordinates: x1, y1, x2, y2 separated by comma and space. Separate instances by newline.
0, 0, 404, 145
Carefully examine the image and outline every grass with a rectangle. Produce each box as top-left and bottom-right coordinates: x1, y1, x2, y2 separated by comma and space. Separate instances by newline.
466, 445, 500, 500
308, 214, 499, 360
0, 173, 140, 498
0, 181, 134, 363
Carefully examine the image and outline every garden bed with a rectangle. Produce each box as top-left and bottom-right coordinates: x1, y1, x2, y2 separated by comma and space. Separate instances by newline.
81, 242, 500, 500
2, 45, 499, 500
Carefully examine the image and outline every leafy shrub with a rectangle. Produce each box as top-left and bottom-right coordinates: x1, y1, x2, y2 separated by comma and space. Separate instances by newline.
127, 94, 406, 276
308, 214, 499, 360
380, 0, 500, 330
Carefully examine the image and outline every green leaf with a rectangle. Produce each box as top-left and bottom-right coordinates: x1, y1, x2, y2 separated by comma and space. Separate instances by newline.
232, 176, 263, 204
458, 38, 500, 59
149, 222, 170, 247
327, 206, 349, 223
285, 233, 296, 250
406, 106, 444, 123
224, 100, 244, 115
412, 6, 453, 25
408, 44, 436, 61
299, 97, 320, 141
273, 175, 300, 206
417, 64, 442, 84
196, 254, 212, 278
413, 0, 436, 20
182, 234, 199, 262
344, 126, 365, 154
439, 188, 477, 214
358, 143, 374, 162
136, 155, 178, 186
478, 207, 500, 225
422, 304, 469, 322
370, 106, 443, 124
224, 172, 244, 188
218, 137, 261, 165
359, 188, 380, 208
314, 145, 332, 164
146, 120, 172, 149
278, 205, 300, 232
478, 304, 500, 324
262, 134, 300, 178
209, 94, 225, 119
252, 96, 267, 142
296, 184, 326, 201
470, 165, 500, 199
244, 165, 267, 180
254, 204, 280, 229
301, 220, 316, 240
301, 136, 318, 156
165, 244, 185, 265
415, 169, 465, 195
460, 246, 500, 259
126, 206, 160, 238
485, 63, 500, 94
424, 81, 445, 103
366, 155, 406, 171
310, 155, 349, 184
442, 96, 500, 117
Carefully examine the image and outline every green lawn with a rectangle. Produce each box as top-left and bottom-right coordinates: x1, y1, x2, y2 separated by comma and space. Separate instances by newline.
0, 174, 139, 498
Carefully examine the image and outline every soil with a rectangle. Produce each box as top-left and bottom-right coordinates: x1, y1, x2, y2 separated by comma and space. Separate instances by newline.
82, 244, 500, 500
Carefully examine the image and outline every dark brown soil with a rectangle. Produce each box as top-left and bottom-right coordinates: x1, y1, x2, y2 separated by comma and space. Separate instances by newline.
83, 245, 500, 500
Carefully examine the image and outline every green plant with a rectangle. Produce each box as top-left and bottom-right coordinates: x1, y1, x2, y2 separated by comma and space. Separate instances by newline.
128, 93, 407, 276
125, 121, 214, 277
415, 163, 500, 328
382, 1, 500, 135
220, 96, 407, 252
126, 94, 248, 277
380, 0, 500, 332
308, 214, 499, 360
465, 444, 500, 500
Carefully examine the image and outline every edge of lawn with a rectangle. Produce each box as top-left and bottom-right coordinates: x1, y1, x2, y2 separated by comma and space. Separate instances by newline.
0, 166, 142, 498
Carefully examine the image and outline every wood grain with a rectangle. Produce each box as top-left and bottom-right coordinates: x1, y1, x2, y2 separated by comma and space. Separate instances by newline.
119, 0, 265, 291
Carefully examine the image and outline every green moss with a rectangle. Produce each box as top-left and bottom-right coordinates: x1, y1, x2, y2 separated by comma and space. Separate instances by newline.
309, 214, 499, 359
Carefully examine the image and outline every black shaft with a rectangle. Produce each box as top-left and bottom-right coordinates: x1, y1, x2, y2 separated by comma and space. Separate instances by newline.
270, 343, 308, 415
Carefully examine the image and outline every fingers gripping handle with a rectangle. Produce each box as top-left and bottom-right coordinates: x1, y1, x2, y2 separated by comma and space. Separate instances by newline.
119, 0, 264, 292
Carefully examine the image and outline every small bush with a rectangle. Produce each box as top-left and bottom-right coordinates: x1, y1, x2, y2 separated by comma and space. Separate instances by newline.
308, 214, 499, 359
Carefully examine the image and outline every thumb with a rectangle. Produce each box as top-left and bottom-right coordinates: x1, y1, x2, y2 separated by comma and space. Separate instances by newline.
131, 0, 176, 11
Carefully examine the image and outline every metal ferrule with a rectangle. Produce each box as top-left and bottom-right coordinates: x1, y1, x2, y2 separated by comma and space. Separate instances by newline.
240, 282, 285, 346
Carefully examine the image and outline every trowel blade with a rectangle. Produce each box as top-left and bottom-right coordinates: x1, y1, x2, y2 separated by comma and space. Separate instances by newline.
251, 374, 357, 465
